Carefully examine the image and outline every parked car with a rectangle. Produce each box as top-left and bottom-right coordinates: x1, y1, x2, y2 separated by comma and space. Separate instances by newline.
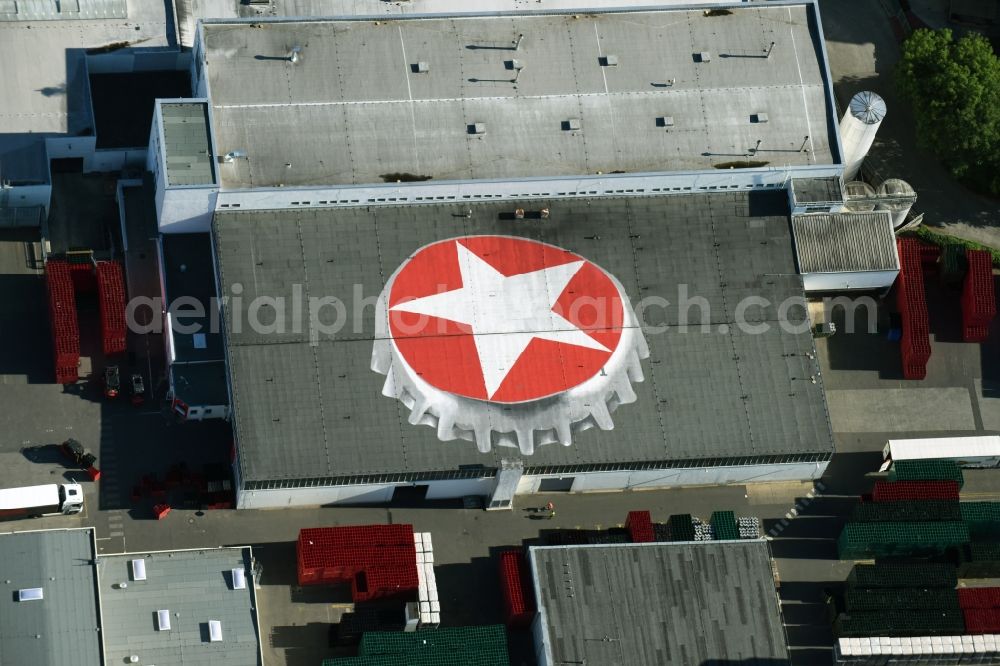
130, 373, 145, 406
104, 365, 120, 399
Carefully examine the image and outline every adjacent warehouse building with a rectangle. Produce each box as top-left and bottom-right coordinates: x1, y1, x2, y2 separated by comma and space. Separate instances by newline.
529, 539, 789, 664
0, 528, 263, 666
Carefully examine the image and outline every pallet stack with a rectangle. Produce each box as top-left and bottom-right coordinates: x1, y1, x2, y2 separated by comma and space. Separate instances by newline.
960, 588, 1000, 635
871, 480, 961, 502
961, 249, 996, 343
323, 625, 511, 666
415, 531, 439, 628
889, 459, 965, 486
895, 238, 931, 379
96, 260, 127, 355
498, 549, 535, 629
46, 260, 80, 384
297, 525, 419, 603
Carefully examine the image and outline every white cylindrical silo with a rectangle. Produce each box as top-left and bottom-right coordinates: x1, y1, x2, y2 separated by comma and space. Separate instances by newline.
840, 91, 886, 181
876, 178, 917, 229
843, 180, 877, 212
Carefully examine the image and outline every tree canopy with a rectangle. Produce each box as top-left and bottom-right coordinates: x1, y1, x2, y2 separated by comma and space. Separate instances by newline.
896, 28, 1000, 194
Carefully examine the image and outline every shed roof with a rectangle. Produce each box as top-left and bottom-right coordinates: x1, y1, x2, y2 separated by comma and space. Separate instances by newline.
792, 211, 899, 274
99, 548, 261, 666
0, 528, 102, 666
202, 4, 838, 189
530, 540, 789, 665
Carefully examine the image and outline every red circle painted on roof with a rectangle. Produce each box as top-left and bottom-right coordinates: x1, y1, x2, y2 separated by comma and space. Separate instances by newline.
388, 236, 625, 403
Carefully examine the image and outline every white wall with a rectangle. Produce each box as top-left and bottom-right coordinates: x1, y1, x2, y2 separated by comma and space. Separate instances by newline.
1, 184, 51, 210
159, 187, 219, 233
516, 460, 828, 494
802, 270, 899, 293
237, 483, 397, 509
45, 135, 97, 162
215, 164, 844, 212
88, 148, 147, 173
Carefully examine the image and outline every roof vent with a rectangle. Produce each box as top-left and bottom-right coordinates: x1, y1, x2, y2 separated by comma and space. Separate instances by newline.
599, 55, 619, 66
232, 568, 247, 590
695, 51, 712, 63
562, 118, 582, 131
208, 620, 223, 642
752, 113, 769, 124
157, 610, 171, 631
505, 59, 524, 71
18, 588, 43, 601
413, 62, 429, 73
468, 123, 487, 135
656, 116, 675, 128
131, 559, 147, 581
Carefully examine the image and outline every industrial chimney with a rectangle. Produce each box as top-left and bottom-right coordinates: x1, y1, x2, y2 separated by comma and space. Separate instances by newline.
840, 91, 886, 181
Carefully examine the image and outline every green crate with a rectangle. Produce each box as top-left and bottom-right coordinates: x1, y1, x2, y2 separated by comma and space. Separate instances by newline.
837, 521, 969, 560
710, 511, 739, 540
354, 626, 511, 666
843, 587, 960, 612
834, 609, 966, 637
847, 563, 958, 589
669, 514, 695, 542
961, 502, 1000, 539
889, 460, 964, 487
851, 501, 961, 523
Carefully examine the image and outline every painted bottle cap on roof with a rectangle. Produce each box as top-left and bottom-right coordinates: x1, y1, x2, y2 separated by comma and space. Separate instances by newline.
372, 235, 649, 455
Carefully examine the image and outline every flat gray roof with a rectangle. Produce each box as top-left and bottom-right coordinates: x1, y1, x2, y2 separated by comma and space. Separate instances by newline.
0, 529, 101, 666
792, 211, 899, 274
99, 548, 261, 666
214, 190, 834, 484
163, 233, 224, 363
202, 4, 838, 189
530, 540, 789, 665
161, 102, 216, 187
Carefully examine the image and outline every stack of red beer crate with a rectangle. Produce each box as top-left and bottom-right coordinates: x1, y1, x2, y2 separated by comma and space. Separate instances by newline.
625, 510, 654, 543
960, 588, 1000, 634
498, 549, 535, 628
46, 260, 80, 384
297, 525, 418, 602
961, 250, 996, 343
895, 239, 931, 379
871, 480, 960, 502
96, 260, 127, 355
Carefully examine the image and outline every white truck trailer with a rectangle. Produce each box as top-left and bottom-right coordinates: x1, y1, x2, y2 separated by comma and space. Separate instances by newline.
881, 435, 1000, 471
0, 483, 84, 520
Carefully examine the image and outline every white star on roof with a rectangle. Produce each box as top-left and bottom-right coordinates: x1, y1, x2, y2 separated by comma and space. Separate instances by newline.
390, 242, 609, 399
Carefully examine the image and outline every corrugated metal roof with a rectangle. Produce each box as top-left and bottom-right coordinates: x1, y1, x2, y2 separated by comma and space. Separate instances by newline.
215, 190, 834, 483
531, 540, 789, 665
161, 103, 216, 187
792, 211, 899, 274
99, 548, 261, 666
0, 529, 102, 666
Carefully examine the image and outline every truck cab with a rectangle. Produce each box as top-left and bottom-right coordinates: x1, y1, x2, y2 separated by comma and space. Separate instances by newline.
60, 484, 84, 514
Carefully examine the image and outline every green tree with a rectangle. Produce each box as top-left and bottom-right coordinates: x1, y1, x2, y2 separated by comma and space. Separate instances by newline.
896, 28, 1000, 194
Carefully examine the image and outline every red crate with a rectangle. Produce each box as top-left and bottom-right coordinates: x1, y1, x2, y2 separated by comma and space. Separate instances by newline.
499, 549, 536, 628
871, 480, 960, 502
296, 525, 419, 599
626, 510, 654, 543
46, 260, 80, 383
895, 239, 932, 378
153, 504, 171, 520
959, 588, 1000, 610
963, 325, 990, 343
964, 608, 1000, 634
96, 261, 128, 355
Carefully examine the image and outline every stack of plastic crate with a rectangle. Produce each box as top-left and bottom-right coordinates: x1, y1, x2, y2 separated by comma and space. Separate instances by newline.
46, 260, 80, 384
895, 238, 931, 379
889, 459, 964, 486
668, 514, 695, 541
710, 511, 740, 540
834, 609, 966, 637
846, 563, 958, 590
961, 249, 996, 342
960, 587, 1000, 635
851, 500, 962, 523
96, 260, 127, 355
837, 521, 970, 560
625, 510, 654, 543
844, 587, 960, 612
498, 550, 535, 629
321, 625, 511, 666
692, 518, 714, 541
872, 480, 960, 502
962, 502, 1000, 540
415, 531, 439, 628
296, 525, 418, 603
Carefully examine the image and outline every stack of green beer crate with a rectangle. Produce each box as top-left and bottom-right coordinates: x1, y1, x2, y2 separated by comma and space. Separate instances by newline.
322, 626, 510, 666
